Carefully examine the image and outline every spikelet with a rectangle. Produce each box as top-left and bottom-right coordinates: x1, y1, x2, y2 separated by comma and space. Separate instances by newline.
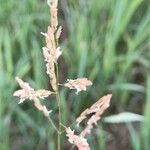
13, 77, 34, 103
47, 0, 58, 30
64, 78, 92, 94
56, 26, 62, 40
76, 94, 112, 126
42, 0, 62, 91
42, 28, 57, 91
66, 94, 112, 149
79, 94, 111, 137
66, 127, 90, 150
13, 77, 52, 117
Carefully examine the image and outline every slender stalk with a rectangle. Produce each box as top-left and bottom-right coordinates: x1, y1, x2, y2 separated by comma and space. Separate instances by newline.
55, 62, 62, 150
56, 92, 61, 150
47, 116, 58, 132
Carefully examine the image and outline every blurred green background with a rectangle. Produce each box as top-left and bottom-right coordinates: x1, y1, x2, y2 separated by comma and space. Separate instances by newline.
0, 0, 150, 149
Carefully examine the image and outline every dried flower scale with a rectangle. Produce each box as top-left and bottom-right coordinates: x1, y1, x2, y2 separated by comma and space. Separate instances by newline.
13, 0, 112, 149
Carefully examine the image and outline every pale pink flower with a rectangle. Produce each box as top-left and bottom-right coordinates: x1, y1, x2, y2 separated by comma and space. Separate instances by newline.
33, 97, 44, 110
66, 127, 90, 150
42, 46, 61, 63
46, 26, 55, 51
45, 62, 55, 76
41, 0, 60, 91
41, 27, 61, 92
79, 94, 112, 137
42, 52, 57, 91
13, 77, 52, 117
35, 89, 52, 99
66, 94, 112, 148
47, 0, 58, 29
64, 78, 92, 94
41, 27, 56, 57
42, 47, 51, 62
76, 94, 112, 126
14, 77, 52, 103
87, 115, 100, 126
13, 77, 34, 104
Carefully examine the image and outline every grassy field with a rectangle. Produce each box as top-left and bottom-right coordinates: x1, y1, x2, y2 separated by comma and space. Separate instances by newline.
0, 0, 150, 149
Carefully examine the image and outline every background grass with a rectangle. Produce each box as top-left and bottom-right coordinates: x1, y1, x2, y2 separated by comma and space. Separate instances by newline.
0, 0, 150, 149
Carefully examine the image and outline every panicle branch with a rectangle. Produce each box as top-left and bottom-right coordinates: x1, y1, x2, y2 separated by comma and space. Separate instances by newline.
66, 94, 112, 149
42, 0, 62, 91
13, 77, 52, 117
66, 127, 90, 150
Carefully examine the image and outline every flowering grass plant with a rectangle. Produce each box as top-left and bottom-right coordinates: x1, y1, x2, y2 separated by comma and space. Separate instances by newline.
13, 0, 112, 149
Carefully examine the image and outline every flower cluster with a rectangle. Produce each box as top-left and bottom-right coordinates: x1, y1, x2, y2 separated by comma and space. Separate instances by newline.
64, 78, 92, 94
66, 127, 90, 150
13, 77, 52, 117
41, 0, 62, 91
13, 0, 112, 149
66, 94, 112, 149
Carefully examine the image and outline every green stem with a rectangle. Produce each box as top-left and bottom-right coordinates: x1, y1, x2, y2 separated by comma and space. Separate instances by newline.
55, 62, 62, 150
47, 116, 58, 132
56, 92, 61, 150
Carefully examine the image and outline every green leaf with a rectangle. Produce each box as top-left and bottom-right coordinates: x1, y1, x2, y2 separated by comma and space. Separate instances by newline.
110, 83, 145, 93
103, 112, 144, 123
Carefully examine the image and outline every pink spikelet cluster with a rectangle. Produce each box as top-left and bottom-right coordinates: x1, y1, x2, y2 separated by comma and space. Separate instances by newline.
66, 127, 90, 150
79, 94, 112, 137
64, 78, 92, 94
41, 0, 62, 91
13, 77, 52, 117
66, 94, 112, 149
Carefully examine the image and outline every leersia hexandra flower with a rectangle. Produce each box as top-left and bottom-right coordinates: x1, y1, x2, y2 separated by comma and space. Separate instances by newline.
76, 94, 112, 126
66, 127, 90, 150
42, 46, 62, 63
40, 3, 61, 91
64, 78, 93, 94
66, 94, 112, 149
13, 77, 52, 117
47, 0, 58, 30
